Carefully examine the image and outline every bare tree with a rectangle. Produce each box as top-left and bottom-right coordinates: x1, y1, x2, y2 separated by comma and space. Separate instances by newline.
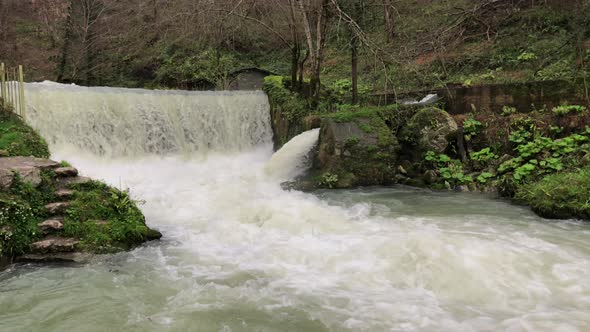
296, 0, 329, 104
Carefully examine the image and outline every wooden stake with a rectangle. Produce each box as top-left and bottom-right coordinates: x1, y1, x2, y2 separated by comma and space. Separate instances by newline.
0, 63, 5, 108
18, 65, 25, 120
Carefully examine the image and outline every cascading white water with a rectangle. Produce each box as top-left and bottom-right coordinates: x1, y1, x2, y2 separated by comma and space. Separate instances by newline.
25, 81, 272, 156
265, 128, 320, 180
2, 82, 590, 332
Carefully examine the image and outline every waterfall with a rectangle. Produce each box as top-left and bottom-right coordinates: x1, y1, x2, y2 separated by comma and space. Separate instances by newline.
24, 81, 272, 157
265, 128, 319, 181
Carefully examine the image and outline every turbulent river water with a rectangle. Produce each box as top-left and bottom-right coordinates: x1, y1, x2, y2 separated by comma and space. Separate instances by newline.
1, 82, 590, 332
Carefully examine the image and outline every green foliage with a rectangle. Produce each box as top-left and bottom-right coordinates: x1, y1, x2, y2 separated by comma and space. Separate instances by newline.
344, 137, 359, 147
424, 151, 472, 186
9, 172, 56, 216
318, 173, 339, 189
424, 151, 451, 166
501, 106, 517, 116
330, 79, 371, 104
263, 76, 310, 121
516, 51, 538, 62
155, 47, 242, 89
476, 172, 494, 184
0, 111, 50, 158
549, 125, 564, 135
509, 129, 533, 144
470, 148, 498, 165
439, 161, 472, 186
463, 117, 482, 141
499, 130, 590, 183
552, 105, 587, 116
64, 181, 151, 252
516, 165, 590, 220
0, 195, 38, 258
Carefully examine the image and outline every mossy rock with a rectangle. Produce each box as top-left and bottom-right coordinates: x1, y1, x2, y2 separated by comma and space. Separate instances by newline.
313, 117, 399, 188
399, 107, 458, 156
515, 166, 590, 220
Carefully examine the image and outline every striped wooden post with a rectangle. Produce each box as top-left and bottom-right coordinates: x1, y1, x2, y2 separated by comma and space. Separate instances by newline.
18, 65, 25, 120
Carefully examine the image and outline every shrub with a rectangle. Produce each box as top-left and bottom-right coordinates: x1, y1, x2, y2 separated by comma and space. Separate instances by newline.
552, 105, 587, 116
263, 76, 310, 121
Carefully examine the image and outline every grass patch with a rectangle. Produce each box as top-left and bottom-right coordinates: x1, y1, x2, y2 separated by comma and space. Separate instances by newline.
64, 181, 158, 252
516, 166, 590, 220
0, 111, 50, 158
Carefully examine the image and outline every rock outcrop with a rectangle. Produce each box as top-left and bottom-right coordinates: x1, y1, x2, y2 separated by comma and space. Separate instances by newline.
313, 116, 399, 188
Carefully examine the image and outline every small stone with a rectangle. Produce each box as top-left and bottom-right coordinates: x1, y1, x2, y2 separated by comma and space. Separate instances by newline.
423, 170, 438, 184
38, 218, 64, 233
30, 237, 79, 254
45, 202, 71, 215
455, 185, 470, 192
0, 149, 9, 157
56, 189, 75, 199
397, 165, 408, 175
343, 150, 351, 157
55, 167, 79, 177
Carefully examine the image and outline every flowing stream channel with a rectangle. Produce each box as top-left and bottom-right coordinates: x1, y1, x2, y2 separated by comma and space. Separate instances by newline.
1, 82, 589, 331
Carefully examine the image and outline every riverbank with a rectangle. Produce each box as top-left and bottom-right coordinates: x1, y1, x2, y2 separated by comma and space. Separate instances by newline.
265, 76, 590, 221
0, 109, 161, 269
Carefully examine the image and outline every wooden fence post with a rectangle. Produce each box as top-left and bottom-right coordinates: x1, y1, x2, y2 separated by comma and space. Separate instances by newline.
18, 65, 25, 120
0, 63, 5, 108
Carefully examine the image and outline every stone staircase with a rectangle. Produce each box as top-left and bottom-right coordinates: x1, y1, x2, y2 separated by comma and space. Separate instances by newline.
23, 165, 92, 263
30, 167, 81, 252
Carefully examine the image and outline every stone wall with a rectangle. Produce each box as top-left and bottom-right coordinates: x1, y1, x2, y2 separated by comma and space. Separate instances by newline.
374, 80, 590, 114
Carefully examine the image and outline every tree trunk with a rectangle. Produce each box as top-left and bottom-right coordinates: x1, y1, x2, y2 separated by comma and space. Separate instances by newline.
351, 38, 359, 104
296, 0, 328, 105
383, 0, 395, 43
298, 49, 309, 91
291, 44, 299, 88
57, 0, 74, 82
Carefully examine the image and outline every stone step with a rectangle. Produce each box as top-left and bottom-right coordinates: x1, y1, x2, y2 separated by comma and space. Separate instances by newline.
30, 237, 79, 254
55, 189, 75, 200
0, 157, 60, 190
38, 218, 64, 233
45, 202, 71, 215
55, 167, 79, 178
58, 176, 92, 188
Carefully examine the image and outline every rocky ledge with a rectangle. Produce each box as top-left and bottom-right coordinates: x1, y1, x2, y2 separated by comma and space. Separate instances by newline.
0, 156, 161, 268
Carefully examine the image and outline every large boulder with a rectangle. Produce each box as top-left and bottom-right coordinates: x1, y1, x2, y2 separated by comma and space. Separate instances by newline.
399, 107, 458, 158
314, 116, 399, 188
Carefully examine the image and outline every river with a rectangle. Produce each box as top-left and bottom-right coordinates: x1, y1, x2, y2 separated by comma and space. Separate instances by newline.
0, 83, 589, 331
